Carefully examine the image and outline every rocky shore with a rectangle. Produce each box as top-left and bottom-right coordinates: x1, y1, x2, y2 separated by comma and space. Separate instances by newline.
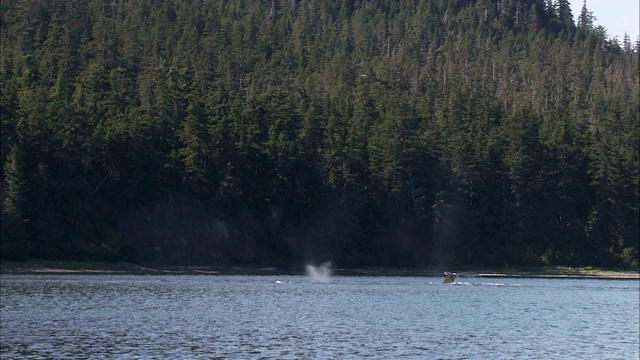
1, 261, 638, 280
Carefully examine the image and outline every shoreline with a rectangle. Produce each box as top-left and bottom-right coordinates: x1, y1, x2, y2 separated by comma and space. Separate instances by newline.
1, 261, 638, 280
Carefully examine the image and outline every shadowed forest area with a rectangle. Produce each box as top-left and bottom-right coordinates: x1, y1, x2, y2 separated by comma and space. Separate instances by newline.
1, 0, 638, 269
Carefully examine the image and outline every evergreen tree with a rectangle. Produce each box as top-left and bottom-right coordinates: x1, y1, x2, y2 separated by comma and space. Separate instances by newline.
0, 0, 637, 269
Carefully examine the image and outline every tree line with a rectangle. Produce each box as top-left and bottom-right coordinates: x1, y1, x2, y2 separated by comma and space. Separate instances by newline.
1, 0, 638, 269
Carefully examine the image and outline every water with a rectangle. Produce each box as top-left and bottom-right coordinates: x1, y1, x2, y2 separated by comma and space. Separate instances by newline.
1, 275, 638, 359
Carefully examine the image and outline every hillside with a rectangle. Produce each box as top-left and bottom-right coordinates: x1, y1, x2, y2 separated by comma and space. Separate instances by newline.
1, 0, 638, 269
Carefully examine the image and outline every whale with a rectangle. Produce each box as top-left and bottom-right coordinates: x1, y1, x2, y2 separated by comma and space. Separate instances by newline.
443, 272, 458, 284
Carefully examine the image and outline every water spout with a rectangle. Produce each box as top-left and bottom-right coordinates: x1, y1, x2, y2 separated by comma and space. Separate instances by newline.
305, 262, 332, 283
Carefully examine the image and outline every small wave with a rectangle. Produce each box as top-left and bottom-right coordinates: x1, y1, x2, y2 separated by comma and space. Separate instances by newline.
442, 281, 521, 287
426, 280, 522, 286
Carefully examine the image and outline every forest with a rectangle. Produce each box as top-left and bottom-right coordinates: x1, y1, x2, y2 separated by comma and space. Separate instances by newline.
1, 0, 638, 270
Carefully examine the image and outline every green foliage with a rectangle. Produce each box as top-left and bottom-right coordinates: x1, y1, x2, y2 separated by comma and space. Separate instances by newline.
1, 0, 638, 269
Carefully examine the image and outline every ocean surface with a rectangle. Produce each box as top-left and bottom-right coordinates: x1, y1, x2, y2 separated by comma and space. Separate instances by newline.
1, 274, 638, 359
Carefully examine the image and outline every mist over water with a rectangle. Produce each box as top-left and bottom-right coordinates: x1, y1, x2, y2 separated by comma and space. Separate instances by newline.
305, 262, 332, 283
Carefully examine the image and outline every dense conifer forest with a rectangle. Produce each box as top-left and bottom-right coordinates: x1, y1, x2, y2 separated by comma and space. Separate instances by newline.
1, 0, 638, 269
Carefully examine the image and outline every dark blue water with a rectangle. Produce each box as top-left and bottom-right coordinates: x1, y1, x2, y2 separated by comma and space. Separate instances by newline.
1, 275, 638, 359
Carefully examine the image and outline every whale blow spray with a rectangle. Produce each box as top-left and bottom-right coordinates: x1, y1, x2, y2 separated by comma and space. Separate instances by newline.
305, 262, 332, 283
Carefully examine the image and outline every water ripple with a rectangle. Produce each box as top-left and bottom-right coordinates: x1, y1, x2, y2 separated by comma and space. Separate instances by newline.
1, 275, 638, 359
